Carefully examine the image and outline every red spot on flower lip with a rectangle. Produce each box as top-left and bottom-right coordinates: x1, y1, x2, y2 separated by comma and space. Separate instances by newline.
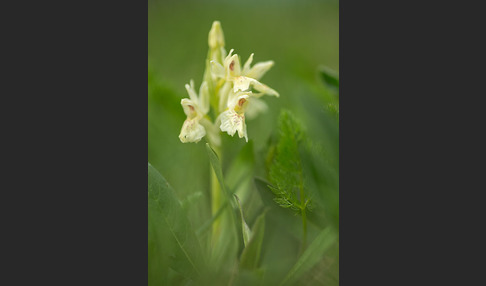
189, 105, 195, 112
229, 61, 235, 71
238, 98, 246, 107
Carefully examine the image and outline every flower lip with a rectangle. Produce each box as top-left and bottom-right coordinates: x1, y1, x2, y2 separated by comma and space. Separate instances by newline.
179, 118, 206, 143
219, 109, 248, 142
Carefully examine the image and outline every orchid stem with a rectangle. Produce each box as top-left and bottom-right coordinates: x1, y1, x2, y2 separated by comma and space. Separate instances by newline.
210, 142, 222, 246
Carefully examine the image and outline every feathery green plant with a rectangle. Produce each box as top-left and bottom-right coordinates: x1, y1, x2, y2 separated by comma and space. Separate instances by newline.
269, 110, 311, 248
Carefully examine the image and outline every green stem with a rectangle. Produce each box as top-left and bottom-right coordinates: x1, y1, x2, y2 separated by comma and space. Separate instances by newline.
205, 45, 225, 247
210, 143, 222, 245
301, 206, 307, 250
300, 185, 307, 251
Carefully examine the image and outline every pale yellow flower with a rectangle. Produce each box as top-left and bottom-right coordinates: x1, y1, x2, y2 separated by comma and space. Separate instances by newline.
219, 91, 252, 142
210, 50, 279, 96
179, 80, 210, 143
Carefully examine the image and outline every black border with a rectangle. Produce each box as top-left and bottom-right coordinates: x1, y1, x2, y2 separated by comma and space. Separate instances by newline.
5, 0, 148, 283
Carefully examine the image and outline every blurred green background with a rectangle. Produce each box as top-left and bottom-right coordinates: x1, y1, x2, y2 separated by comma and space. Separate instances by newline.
148, 0, 339, 285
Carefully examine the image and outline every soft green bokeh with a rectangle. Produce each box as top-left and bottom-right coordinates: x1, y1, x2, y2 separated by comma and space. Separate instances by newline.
149, 0, 339, 285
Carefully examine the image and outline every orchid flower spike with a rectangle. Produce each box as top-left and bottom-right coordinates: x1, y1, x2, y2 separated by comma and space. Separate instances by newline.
178, 21, 279, 144
179, 80, 210, 143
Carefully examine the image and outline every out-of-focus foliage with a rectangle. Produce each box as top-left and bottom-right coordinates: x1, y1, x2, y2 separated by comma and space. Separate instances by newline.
148, 163, 205, 284
282, 227, 338, 286
319, 66, 340, 93
269, 111, 306, 213
148, 0, 338, 285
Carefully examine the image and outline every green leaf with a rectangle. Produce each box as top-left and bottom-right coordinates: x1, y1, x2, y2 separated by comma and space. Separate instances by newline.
280, 228, 337, 286
255, 177, 325, 229
148, 211, 169, 286
239, 210, 267, 270
319, 66, 339, 90
254, 177, 302, 229
269, 110, 306, 213
205, 143, 234, 207
148, 163, 203, 281
235, 194, 251, 247
254, 177, 299, 221
180, 191, 203, 211
254, 177, 277, 210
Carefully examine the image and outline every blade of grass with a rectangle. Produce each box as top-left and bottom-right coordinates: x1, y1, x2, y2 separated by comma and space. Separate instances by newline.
280, 227, 337, 286
239, 210, 267, 270
235, 194, 252, 247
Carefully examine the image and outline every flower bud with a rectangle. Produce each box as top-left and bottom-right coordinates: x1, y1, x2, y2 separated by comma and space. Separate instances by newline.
208, 21, 225, 49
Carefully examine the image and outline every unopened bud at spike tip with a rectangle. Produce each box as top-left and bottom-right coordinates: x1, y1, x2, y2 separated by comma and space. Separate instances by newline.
208, 21, 225, 49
